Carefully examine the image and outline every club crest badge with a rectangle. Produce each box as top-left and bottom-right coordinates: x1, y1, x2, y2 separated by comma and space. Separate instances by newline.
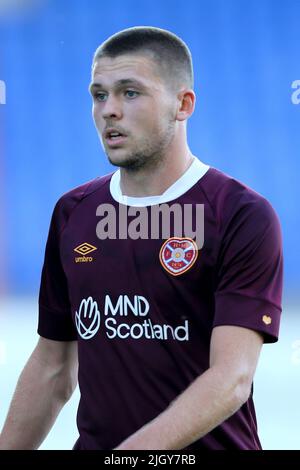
159, 237, 198, 276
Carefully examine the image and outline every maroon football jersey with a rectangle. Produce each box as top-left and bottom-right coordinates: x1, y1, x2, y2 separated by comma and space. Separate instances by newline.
38, 158, 283, 449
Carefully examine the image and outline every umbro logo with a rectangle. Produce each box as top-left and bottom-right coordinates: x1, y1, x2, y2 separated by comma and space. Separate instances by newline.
74, 243, 97, 263
74, 243, 97, 255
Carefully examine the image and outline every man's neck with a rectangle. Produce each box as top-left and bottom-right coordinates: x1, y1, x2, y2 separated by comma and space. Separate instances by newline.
119, 146, 194, 198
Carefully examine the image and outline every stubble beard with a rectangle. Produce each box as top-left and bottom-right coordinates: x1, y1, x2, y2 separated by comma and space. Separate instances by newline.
106, 120, 175, 173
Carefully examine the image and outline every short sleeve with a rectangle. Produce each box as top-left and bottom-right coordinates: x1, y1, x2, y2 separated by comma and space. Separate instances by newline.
214, 196, 283, 343
38, 200, 77, 341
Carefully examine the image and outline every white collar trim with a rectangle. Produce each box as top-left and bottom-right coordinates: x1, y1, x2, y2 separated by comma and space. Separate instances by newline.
109, 157, 210, 207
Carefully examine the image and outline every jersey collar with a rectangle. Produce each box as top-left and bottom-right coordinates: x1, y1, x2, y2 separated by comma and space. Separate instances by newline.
109, 157, 210, 207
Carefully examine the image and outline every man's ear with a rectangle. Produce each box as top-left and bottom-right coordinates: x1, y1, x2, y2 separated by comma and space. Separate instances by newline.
176, 89, 196, 121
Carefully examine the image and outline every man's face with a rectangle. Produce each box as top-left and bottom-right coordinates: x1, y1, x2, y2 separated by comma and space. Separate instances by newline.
90, 54, 177, 170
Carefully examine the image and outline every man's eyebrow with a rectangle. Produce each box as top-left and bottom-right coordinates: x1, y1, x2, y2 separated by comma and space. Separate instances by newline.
89, 78, 146, 93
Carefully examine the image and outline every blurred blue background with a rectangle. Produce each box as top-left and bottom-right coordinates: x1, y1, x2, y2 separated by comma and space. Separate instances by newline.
0, 0, 299, 450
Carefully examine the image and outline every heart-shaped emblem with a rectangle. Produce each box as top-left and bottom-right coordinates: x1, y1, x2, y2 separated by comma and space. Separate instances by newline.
159, 237, 198, 276
262, 315, 272, 325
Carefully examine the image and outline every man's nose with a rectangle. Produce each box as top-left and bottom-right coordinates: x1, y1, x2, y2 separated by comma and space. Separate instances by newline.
102, 95, 123, 120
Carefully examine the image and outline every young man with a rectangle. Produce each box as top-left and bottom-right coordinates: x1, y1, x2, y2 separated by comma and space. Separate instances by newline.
0, 26, 283, 450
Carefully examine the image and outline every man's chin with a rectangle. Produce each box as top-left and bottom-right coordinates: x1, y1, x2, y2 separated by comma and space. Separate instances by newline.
107, 153, 141, 170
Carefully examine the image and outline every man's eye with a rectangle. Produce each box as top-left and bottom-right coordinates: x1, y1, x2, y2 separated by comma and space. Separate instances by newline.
125, 90, 139, 98
95, 93, 107, 102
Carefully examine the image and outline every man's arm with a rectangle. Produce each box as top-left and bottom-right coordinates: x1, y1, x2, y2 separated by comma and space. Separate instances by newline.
0, 337, 78, 450
115, 325, 263, 450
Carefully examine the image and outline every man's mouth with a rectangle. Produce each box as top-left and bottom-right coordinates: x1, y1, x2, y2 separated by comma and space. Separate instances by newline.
104, 129, 128, 147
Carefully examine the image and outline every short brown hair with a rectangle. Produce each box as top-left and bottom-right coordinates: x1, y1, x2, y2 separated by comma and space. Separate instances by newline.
93, 26, 194, 90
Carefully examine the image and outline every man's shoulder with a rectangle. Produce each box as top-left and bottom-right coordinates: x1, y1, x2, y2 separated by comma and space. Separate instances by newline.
59, 172, 113, 205
51, 172, 114, 226
200, 167, 279, 226
201, 167, 265, 202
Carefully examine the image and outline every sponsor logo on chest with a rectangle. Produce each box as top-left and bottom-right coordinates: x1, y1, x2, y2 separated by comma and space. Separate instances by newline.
75, 295, 189, 342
